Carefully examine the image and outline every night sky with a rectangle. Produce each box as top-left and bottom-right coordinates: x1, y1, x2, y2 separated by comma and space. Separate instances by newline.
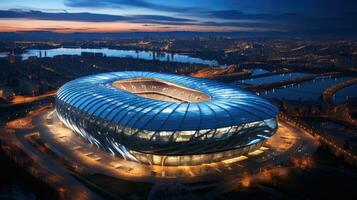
0, 0, 356, 34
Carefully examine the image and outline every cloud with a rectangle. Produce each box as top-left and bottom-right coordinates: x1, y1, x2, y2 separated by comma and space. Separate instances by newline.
204, 9, 357, 31
64, 0, 196, 13
1, 8, 356, 34
129, 15, 193, 22
32, 27, 95, 31
0, 9, 128, 22
0, 9, 195, 23
205, 10, 303, 21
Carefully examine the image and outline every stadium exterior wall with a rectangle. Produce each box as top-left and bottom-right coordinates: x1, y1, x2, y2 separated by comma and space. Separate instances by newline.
55, 71, 279, 165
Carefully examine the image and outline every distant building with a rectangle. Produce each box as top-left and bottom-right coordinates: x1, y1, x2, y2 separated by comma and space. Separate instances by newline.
7, 53, 22, 63
0, 86, 17, 101
18, 78, 40, 96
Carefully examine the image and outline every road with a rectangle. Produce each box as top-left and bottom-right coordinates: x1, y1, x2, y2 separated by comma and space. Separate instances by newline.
34, 110, 318, 183
0, 107, 103, 200
1, 107, 320, 199
322, 77, 357, 107
11, 90, 57, 105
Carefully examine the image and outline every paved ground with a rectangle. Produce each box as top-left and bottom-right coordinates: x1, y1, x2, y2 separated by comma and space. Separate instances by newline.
0, 109, 103, 200
1, 107, 319, 199
33, 110, 318, 183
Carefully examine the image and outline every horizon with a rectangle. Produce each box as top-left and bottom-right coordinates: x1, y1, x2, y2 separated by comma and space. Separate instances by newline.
0, 0, 357, 36
0, 2, 357, 199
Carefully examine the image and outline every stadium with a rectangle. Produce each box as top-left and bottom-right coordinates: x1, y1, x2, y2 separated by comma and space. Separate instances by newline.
55, 71, 279, 166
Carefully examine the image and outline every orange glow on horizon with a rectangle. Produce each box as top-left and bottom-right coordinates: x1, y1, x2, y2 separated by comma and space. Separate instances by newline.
0, 18, 265, 33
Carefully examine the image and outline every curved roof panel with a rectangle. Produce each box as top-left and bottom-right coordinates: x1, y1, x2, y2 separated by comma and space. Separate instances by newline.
56, 71, 278, 131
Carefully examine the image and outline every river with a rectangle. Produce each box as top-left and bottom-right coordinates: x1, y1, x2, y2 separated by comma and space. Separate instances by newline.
20, 47, 220, 66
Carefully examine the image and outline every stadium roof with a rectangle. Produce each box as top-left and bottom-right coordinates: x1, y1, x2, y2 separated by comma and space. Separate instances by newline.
56, 71, 278, 131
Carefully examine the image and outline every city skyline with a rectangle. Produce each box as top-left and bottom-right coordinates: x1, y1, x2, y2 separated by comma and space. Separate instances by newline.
0, 1, 357, 199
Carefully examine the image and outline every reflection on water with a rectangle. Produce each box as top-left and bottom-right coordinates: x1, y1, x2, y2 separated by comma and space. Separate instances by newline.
20, 47, 220, 66
251, 68, 270, 76
257, 76, 352, 102
236, 72, 309, 85
0, 52, 8, 58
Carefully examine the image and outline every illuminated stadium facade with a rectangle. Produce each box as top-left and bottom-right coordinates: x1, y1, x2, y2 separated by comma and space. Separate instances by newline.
55, 71, 279, 166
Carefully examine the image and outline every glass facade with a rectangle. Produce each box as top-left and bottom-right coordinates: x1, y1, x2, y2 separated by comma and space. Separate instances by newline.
56, 71, 279, 165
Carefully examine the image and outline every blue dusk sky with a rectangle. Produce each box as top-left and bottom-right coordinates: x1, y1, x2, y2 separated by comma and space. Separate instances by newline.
0, 0, 356, 33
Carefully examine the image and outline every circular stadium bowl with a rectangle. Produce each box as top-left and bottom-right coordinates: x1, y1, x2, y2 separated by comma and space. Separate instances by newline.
55, 71, 279, 166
